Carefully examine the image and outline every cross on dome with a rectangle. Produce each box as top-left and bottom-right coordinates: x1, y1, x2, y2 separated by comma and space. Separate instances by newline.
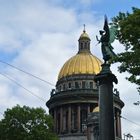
83, 24, 86, 32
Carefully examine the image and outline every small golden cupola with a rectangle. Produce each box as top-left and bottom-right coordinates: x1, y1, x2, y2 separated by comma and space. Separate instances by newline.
92, 106, 99, 113
78, 25, 91, 53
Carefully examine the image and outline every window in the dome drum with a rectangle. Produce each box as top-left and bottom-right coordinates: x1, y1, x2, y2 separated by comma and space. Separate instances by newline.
75, 81, 80, 89
82, 81, 86, 89
90, 82, 93, 89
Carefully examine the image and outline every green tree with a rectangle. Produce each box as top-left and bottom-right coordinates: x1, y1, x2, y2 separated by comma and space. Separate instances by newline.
0, 105, 58, 140
112, 7, 140, 92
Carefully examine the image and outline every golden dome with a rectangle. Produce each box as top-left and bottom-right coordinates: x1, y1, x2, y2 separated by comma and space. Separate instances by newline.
92, 106, 99, 112
79, 31, 90, 40
58, 52, 102, 79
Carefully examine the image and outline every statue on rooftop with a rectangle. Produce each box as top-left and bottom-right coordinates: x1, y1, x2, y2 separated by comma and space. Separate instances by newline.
96, 16, 117, 63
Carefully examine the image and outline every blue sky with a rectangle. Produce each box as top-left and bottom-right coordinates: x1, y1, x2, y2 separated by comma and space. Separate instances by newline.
0, 0, 140, 138
48, 0, 140, 17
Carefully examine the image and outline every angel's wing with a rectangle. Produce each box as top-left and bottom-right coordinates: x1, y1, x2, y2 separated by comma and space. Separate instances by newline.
109, 25, 117, 43
103, 15, 110, 42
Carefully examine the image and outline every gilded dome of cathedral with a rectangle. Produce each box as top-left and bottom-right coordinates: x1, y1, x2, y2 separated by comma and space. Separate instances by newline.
58, 52, 102, 79
58, 29, 102, 80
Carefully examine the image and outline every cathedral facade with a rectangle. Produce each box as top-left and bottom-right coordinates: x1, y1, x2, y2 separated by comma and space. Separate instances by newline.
46, 29, 124, 140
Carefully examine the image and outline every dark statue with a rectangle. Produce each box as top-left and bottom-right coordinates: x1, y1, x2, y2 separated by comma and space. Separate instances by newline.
96, 16, 117, 63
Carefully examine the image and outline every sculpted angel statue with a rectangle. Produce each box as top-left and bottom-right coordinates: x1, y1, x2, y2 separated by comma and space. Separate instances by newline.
96, 16, 117, 63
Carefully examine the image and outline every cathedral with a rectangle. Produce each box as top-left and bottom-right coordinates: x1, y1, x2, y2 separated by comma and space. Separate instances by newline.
46, 29, 124, 140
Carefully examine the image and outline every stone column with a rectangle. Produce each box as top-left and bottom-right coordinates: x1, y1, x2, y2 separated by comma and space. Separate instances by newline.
77, 105, 81, 132
54, 109, 57, 132
68, 105, 71, 133
63, 111, 66, 131
60, 107, 63, 133
119, 116, 122, 138
114, 116, 116, 137
87, 104, 90, 114
114, 111, 117, 137
117, 112, 122, 138
116, 111, 119, 137
94, 64, 117, 140
87, 127, 91, 140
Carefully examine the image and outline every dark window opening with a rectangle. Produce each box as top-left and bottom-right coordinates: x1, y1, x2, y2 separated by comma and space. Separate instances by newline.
81, 43, 83, 49
63, 84, 66, 91
90, 82, 93, 89
82, 81, 86, 89
59, 85, 62, 91
75, 82, 80, 89
68, 82, 72, 89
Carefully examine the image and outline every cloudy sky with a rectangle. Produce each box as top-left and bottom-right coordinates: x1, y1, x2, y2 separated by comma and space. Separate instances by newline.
0, 0, 140, 138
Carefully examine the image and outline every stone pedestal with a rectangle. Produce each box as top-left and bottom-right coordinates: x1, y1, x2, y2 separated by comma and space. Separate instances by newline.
94, 64, 118, 140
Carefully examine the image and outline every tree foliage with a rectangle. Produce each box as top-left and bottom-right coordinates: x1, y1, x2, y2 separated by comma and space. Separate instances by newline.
0, 105, 58, 140
112, 7, 140, 92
